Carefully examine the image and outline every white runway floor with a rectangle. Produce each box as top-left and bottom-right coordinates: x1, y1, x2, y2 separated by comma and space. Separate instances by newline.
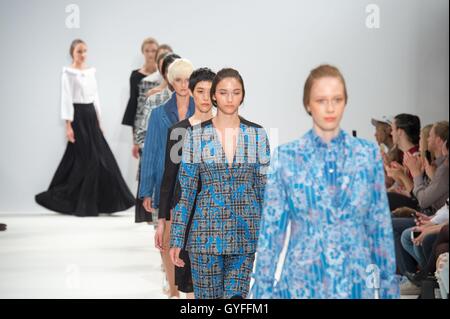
0, 211, 171, 299
0, 211, 418, 299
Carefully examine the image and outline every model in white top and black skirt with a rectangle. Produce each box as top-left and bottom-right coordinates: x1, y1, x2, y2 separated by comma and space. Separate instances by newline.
35, 39, 135, 217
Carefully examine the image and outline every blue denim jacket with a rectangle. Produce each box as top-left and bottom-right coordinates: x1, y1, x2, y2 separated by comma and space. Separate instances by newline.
139, 93, 195, 207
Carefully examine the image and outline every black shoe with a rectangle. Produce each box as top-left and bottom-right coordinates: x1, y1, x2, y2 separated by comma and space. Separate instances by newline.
0, 223, 6, 231
230, 294, 243, 299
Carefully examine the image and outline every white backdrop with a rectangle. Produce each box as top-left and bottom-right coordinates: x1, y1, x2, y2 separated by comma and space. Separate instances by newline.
0, 0, 448, 212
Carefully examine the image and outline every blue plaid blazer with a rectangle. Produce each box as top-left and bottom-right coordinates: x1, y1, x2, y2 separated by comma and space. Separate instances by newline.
170, 117, 271, 255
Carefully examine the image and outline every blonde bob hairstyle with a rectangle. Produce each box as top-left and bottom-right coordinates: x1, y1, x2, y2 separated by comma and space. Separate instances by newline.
167, 58, 194, 85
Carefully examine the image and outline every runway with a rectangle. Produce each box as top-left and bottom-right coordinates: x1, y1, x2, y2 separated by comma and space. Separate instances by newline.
0, 211, 418, 299
0, 211, 170, 299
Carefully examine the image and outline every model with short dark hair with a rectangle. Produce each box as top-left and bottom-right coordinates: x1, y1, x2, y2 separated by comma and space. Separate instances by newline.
133, 52, 177, 224
139, 58, 196, 298
157, 67, 216, 298
170, 68, 271, 299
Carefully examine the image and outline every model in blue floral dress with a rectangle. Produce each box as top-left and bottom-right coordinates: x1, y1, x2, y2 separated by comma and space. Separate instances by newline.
251, 128, 400, 299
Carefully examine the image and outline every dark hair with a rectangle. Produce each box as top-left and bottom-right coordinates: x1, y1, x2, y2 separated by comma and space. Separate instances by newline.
189, 68, 216, 92
210, 68, 245, 107
156, 52, 170, 72
394, 113, 421, 145
161, 53, 181, 78
69, 39, 86, 58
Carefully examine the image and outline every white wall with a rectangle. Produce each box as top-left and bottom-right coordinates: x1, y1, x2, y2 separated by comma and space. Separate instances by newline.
0, 0, 448, 212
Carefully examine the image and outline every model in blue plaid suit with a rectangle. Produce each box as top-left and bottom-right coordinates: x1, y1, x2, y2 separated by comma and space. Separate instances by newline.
170, 68, 270, 299
251, 65, 400, 299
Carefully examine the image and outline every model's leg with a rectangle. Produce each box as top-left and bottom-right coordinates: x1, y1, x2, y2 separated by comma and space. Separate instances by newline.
161, 218, 179, 298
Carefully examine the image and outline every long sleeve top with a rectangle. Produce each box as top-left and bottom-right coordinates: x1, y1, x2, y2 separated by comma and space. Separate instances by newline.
431, 201, 449, 225
413, 155, 449, 211
138, 93, 195, 207
121, 70, 146, 127
61, 67, 101, 121
134, 87, 171, 147
170, 118, 271, 255
251, 129, 400, 299
159, 119, 194, 220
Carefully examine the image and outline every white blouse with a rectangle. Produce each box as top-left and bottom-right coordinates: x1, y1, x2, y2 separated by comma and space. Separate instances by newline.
142, 70, 163, 83
61, 66, 101, 121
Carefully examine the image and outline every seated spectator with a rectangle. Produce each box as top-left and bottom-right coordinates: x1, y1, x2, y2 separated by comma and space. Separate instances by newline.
388, 124, 434, 209
372, 116, 401, 188
405, 121, 449, 212
395, 127, 449, 296
405, 222, 449, 298
400, 203, 448, 269
386, 114, 421, 210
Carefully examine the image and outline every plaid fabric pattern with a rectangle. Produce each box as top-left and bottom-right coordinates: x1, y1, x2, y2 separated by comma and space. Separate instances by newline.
133, 87, 171, 146
170, 118, 270, 255
189, 253, 255, 299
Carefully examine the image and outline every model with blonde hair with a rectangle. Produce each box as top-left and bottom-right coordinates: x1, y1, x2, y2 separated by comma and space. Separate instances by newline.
170, 68, 271, 299
122, 37, 160, 159
139, 58, 196, 298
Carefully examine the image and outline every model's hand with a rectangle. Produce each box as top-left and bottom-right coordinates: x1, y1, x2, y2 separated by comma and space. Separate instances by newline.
143, 197, 153, 213
155, 219, 165, 251
66, 126, 75, 143
145, 86, 162, 97
132, 144, 140, 159
169, 247, 185, 268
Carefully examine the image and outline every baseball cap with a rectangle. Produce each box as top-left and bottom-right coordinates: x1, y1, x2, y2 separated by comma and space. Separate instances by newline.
371, 115, 394, 126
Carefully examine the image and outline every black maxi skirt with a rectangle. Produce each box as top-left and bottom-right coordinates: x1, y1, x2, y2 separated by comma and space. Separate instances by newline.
35, 103, 135, 217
